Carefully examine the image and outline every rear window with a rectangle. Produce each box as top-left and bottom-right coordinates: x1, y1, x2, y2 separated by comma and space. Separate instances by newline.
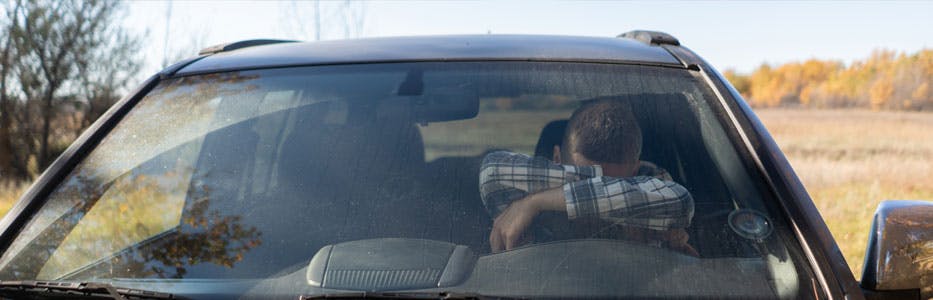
0, 62, 820, 299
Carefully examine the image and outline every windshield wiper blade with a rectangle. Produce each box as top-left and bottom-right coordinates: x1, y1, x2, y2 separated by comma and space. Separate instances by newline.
301, 291, 522, 300
0, 280, 175, 299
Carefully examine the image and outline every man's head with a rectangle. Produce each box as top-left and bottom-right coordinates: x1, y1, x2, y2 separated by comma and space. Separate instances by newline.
556, 98, 642, 176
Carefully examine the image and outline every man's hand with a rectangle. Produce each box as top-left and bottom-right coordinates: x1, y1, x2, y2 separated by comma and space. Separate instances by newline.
489, 188, 565, 253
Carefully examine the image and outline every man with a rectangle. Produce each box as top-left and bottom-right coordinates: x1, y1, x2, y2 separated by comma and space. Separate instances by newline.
479, 98, 695, 254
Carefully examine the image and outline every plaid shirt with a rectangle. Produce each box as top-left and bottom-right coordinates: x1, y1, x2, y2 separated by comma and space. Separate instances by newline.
479, 151, 694, 230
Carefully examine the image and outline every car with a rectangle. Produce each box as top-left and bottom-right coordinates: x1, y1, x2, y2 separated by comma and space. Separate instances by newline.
0, 31, 927, 299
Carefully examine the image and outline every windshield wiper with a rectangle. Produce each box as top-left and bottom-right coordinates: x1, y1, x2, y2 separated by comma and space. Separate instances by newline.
0, 280, 174, 299
301, 291, 521, 300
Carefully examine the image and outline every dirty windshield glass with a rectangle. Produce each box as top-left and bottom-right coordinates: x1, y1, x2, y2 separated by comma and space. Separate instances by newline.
0, 62, 819, 299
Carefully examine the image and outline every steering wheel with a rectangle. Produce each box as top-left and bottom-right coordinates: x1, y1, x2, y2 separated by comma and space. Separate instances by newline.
532, 212, 628, 243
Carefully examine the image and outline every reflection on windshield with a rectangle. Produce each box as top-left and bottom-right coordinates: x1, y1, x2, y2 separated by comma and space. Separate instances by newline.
39, 169, 188, 278
0, 142, 262, 280
108, 176, 263, 279
76, 72, 261, 186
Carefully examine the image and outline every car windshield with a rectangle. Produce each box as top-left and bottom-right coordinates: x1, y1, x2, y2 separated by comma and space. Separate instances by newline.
0, 62, 820, 299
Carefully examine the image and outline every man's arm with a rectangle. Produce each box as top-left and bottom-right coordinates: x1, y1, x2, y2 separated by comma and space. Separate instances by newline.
488, 187, 563, 252
478, 151, 600, 218
485, 157, 694, 252
562, 176, 694, 230
480, 150, 689, 224
490, 177, 694, 252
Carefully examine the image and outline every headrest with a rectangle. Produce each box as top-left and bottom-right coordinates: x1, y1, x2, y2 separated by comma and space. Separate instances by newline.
534, 120, 568, 159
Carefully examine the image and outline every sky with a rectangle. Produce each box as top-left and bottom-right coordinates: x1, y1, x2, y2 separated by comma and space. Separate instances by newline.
124, 1, 932, 78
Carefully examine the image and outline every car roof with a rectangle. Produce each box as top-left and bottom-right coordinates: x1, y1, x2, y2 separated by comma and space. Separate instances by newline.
175, 34, 683, 75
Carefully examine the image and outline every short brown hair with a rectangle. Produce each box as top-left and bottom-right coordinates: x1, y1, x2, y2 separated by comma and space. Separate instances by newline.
563, 98, 642, 165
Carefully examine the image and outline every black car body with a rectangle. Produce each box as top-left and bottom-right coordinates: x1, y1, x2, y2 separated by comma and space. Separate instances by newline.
0, 31, 927, 299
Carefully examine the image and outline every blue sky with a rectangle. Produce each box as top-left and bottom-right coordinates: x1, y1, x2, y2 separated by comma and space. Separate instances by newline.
125, 1, 932, 77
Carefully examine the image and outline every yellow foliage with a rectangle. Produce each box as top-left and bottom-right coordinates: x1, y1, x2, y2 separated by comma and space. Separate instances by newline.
800, 85, 815, 106
725, 49, 933, 110
723, 69, 751, 98
0, 182, 28, 218
913, 82, 929, 101
870, 78, 894, 110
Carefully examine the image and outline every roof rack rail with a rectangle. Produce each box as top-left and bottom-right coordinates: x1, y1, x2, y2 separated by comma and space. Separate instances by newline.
198, 39, 298, 55
617, 30, 680, 46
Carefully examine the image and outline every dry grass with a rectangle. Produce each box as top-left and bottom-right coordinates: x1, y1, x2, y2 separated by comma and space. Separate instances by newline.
756, 108, 933, 277
0, 182, 28, 219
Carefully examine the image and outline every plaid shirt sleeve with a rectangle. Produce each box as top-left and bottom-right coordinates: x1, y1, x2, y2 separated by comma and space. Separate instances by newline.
479, 151, 601, 217
479, 151, 694, 230
562, 176, 694, 230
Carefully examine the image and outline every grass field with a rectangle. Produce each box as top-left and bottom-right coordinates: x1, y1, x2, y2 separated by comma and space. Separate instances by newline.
755, 109, 933, 277
0, 108, 929, 277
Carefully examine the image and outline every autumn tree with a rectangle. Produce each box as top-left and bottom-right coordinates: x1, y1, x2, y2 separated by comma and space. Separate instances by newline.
723, 69, 750, 97
726, 49, 932, 111
0, 1, 22, 179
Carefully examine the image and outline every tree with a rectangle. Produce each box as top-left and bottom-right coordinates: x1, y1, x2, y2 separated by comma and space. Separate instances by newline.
722, 69, 750, 99
728, 49, 931, 110
0, 1, 23, 180
278, 0, 367, 41
869, 77, 894, 110
0, 0, 142, 180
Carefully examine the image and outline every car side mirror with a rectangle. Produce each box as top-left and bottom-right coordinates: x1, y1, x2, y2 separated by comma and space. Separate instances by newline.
860, 200, 933, 300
